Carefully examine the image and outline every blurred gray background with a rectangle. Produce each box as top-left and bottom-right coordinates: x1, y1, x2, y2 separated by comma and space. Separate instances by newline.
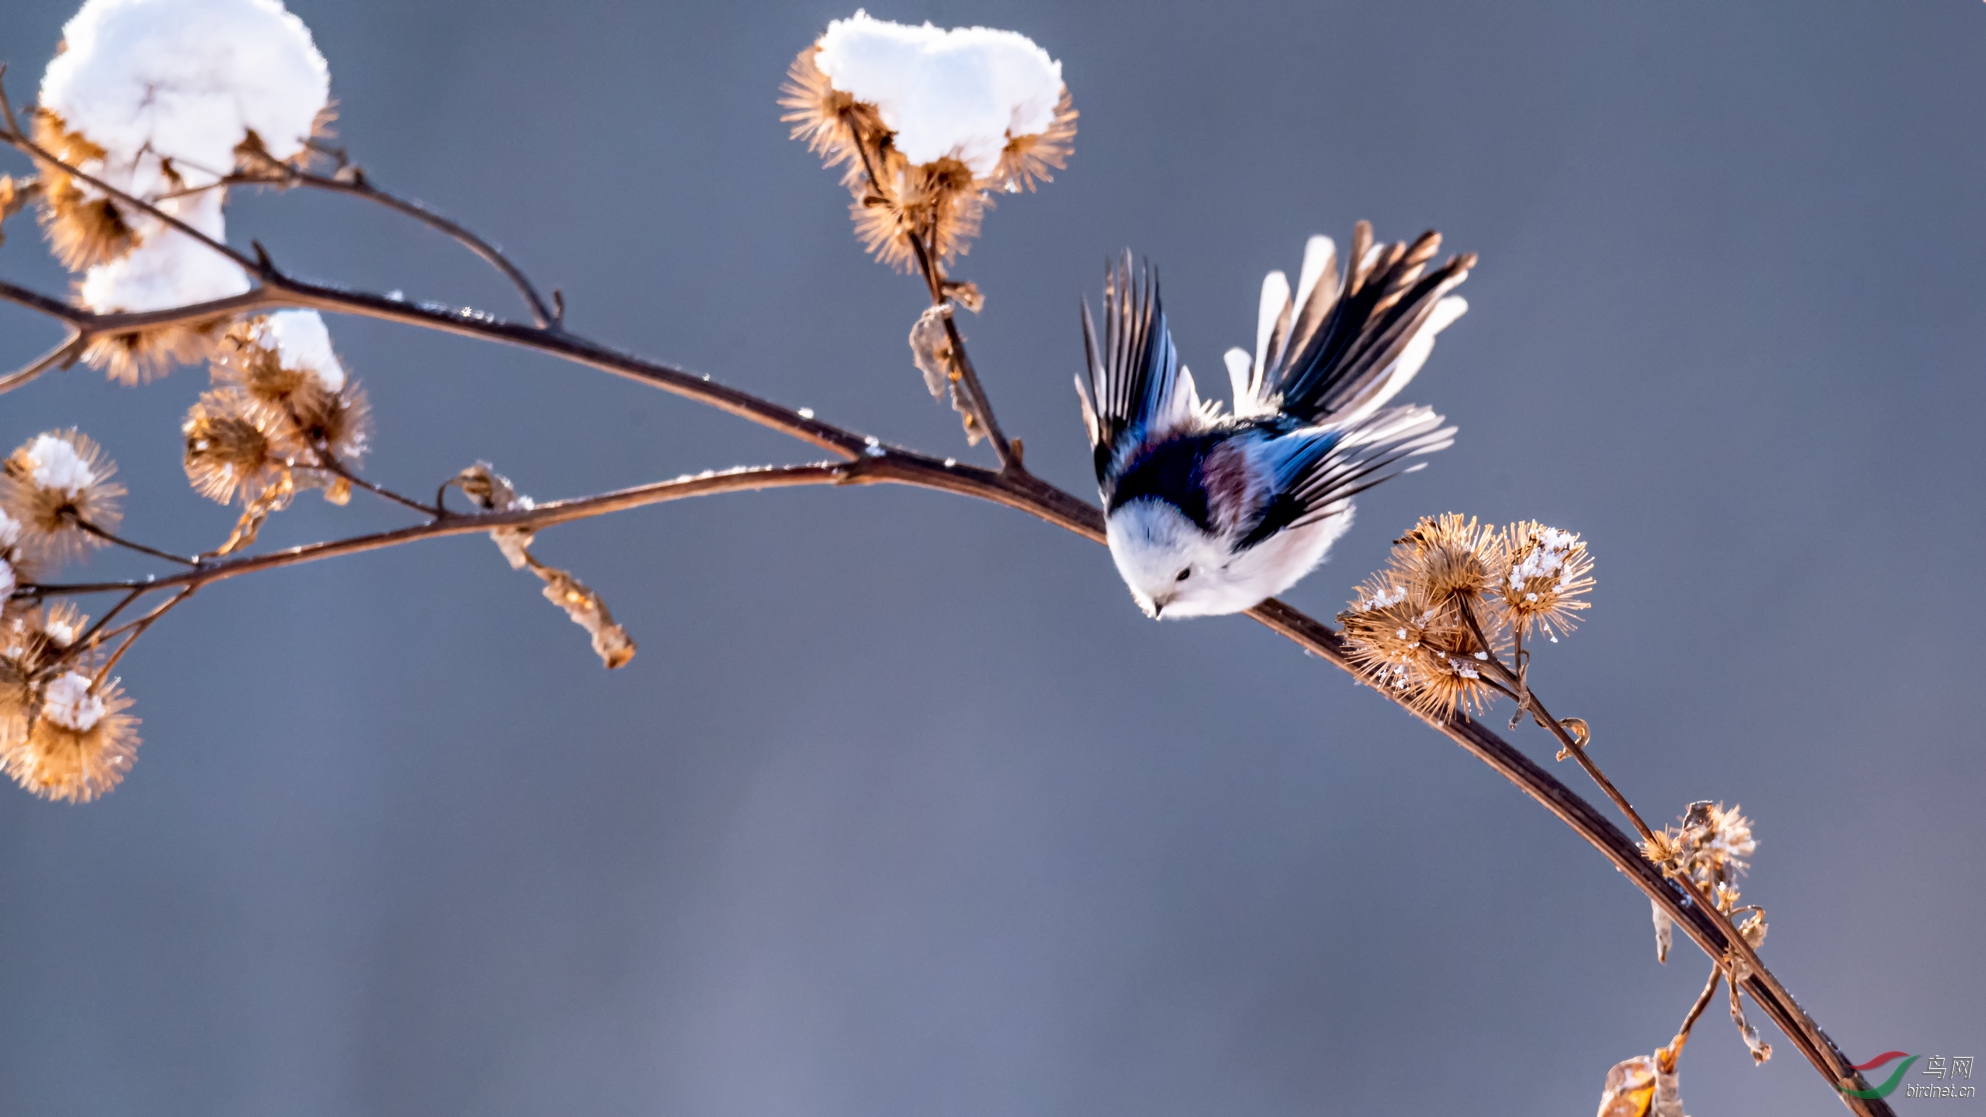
1, 1, 1981, 1114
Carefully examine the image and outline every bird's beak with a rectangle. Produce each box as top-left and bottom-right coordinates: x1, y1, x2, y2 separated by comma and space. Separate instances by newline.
1151, 601, 1165, 618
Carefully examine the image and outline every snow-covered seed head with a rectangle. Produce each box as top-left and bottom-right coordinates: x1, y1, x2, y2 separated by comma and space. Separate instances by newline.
32, 0, 333, 379
211, 314, 370, 471
38, 0, 331, 197
782, 12, 1075, 269
0, 430, 126, 561
29, 112, 138, 270
1496, 520, 1593, 639
1, 673, 139, 803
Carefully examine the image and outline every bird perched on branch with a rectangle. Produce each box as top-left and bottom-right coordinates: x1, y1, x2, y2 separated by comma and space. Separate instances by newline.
1076, 223, 1474, 618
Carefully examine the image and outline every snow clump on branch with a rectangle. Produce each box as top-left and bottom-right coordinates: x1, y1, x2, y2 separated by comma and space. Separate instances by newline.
40, 0, 331, 195
814, 11, 1065, 176
32, 0, 332, 380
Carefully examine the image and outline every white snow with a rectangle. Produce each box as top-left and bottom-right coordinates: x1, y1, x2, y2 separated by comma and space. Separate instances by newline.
1361, 584, 1407, 610
252, 309, 345, 390
41, 671, 105, 732
78, 190, 250, 311
40, 0, 331, 196
814, 11, 1063, 175
23, 434, 96, 495
1509, 525, 1580, 590
44, 617, 79, 648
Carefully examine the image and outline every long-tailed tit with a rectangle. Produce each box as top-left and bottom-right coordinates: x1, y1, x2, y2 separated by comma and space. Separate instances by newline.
1075, 223, 1474, 618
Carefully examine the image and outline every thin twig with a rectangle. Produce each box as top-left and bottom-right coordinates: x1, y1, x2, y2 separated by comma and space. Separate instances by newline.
0, 332, 83, 395
227, 148, 559, 328
69, 517, 201, 568
91, 587, 195, 682
71, 585, 146, 652
308, 442, 441, 518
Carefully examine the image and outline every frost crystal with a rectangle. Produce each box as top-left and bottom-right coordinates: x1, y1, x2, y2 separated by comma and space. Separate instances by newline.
252, 310, 345, 390
42, 672, 105, 732
24, 433, 97, 495
40, 0, 331, 195
815, 11, 1064, 174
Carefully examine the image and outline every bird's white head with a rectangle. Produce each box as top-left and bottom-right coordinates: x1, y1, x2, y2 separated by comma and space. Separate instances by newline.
1105, 498, 1251, 619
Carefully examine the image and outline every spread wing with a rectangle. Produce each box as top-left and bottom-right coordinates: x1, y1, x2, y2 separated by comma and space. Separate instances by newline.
1237, 405, 1456, 549
1075, 254, 1209, 490
1224, 222, 1473, 430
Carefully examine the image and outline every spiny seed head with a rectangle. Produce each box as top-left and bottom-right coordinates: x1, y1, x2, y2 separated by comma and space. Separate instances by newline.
1340, 570, 1508, 721
983, 86, 1077, 194
30, 111, 140, 271
1496, 521, 1593, 639
182, 389, 278, 505
1, 673, 139, 803
1391, 513, 1500, 608
780, 46, 889, 186
1645, 801, 1756, 898
0, 429, 125, 563
83, 323, 232, 386
851, 154, 985, 271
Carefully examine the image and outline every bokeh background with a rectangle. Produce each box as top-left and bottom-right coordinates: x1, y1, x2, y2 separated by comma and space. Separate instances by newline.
1, 1, 1981, 1114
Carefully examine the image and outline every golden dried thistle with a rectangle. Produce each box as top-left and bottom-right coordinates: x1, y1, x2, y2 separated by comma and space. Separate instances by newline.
1339, 571, 1508, 720
210, 318, 370, 468
84, 317, 237, 386
1496, 521, 1594, 641
183, 389, 281, 504
1, 672, 140, 803
852, 154, 985, 271
780, 46, 889, 189
1393, 513, 1500, 609
0, 430, 126, 563
1340, 514, 1512, 719
983, 86, 1077, 194
30, 111, 139, 270
1643, 800, 1755, 900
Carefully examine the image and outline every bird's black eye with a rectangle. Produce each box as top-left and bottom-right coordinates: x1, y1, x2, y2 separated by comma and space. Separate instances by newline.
1175, 568, 1191, 582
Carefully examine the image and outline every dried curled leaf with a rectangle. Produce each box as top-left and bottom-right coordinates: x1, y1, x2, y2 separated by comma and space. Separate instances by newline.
210, 471, 297, 556
1652, 899, 1673, 964
1727, 961, 1772, 1065
449, 462, 632, 668
536, 566, 636, 670
446, 462, 536, 568
1596, 1053, 1684, 1117
906, 304, 985, 445
908, 304, 953, 398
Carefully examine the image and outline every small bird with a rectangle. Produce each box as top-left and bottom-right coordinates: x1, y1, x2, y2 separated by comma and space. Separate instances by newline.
1076, 223, 1474, 619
